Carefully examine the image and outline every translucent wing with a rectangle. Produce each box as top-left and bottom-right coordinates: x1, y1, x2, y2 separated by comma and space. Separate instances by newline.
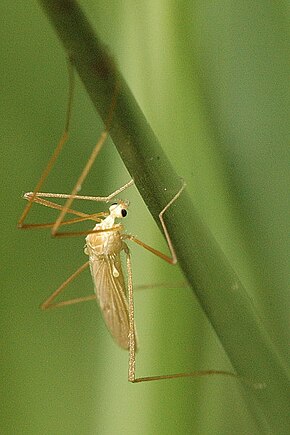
89, 253, 137, 350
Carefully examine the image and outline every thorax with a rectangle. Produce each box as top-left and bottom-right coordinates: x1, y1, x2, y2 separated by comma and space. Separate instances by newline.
85, 223, 123, 257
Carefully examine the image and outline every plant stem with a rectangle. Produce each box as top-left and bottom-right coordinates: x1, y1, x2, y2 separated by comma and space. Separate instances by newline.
38, 1, 290, 431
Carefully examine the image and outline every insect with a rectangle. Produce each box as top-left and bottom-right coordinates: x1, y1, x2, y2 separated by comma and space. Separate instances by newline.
18, 62, 236, 383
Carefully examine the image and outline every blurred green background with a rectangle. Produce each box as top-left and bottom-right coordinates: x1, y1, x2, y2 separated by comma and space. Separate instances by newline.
1, 1, 289, 434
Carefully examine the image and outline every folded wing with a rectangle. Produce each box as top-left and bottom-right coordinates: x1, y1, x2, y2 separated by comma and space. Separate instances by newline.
89, 253, 137, 350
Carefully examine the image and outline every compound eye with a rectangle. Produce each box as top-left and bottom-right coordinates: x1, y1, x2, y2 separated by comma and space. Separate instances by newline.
121, 209, 127, 218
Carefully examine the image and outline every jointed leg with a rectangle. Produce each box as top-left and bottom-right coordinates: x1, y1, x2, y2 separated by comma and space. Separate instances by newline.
51, 81, 122, 236
18, 63, 127, 235
123, 180, 186, 265
41, 261, 96, 310
21, 180, 134, 235
18, 60, 75, 229
124, 182, 237, 383
20, 194, 107, 230
124, 247, 138, 383
21, 189, 135, 237
24, 178, 134, 205
132, 370, 237, 383
126, 248, 236, 383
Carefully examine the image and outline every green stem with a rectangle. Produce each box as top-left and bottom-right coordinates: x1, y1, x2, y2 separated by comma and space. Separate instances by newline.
38, 1, 289, 431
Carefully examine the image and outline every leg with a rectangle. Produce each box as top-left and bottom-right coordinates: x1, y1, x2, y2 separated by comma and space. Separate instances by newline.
125, 247, 237, 383
20, 181, 133, 235
24, 178, 134, 204
132, 370, 238, 383
41, 261, 96, 310
18, 60, 75, 229
18, 62, 126, 233
123, 180, 186, 265
124, 182, 238, 383
20, 194, 106, 230
125, 249, 136, 382
21, 192, 130, 237
51, 81, 121, 236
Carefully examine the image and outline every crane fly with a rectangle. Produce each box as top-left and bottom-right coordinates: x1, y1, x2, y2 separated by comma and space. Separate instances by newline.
18, 61, 237, 383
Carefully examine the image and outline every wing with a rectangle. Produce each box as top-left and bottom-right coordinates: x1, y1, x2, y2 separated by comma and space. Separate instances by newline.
89, 253, 137, 350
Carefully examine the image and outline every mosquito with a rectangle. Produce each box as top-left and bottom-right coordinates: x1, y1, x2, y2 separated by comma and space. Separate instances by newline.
18, 62, 236, 383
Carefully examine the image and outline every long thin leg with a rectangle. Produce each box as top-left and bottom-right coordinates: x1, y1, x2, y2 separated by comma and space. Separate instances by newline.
125, 244, 236, 383
21, 192, 130, 237
18, 64, 125, 233
41, 261, 96, 310
125, 249, 136, 382
124, 182, 237, 383
22, 215, 103, 231
51, 81, 121, 236
27, 178, 134, 203
132, 370, 238, 383
21, 180, 133, 235
123, 180, 186, 265
18, 60, 75, 229
20, 194, 107, 230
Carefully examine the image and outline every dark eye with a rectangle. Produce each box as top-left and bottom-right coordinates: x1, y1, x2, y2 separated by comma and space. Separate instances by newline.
121, 209, 127, 217
111, 202, 117, 206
